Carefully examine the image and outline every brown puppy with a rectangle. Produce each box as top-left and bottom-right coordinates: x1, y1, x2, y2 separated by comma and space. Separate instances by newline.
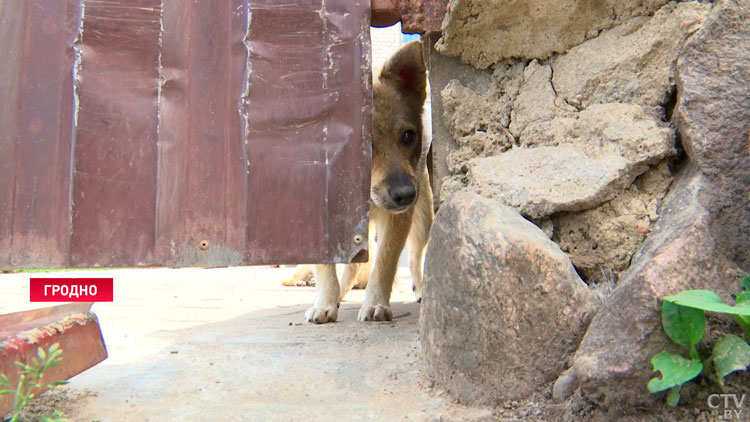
303, 41, 433, 324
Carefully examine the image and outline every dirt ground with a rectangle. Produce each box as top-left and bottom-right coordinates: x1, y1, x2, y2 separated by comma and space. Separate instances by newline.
2, 267, 748, 422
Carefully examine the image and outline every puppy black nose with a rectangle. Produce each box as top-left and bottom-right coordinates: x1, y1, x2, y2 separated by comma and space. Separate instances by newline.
389, 184, 416, 207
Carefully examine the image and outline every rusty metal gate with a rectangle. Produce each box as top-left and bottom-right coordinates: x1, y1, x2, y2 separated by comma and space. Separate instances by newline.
1, 0, 375, 268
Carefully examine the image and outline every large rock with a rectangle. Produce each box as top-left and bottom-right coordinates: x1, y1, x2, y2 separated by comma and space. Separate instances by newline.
435, 0, 669, 68
674, 0, 750, 269
552, 2, 710, 108
571, 167, 742, 410
468, 103, 675, 219
420, 192, 600, 405
571, 0, 750, 410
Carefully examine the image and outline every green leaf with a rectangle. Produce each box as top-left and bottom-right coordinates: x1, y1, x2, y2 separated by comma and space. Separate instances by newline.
647, 351, 703, 393
47, 380, 69, 388
711, 334, 750, 386
737, 291, 750, 308
741, 275, 750, 291
665, 290, 750, 316
45, 359, 62, 370
661, 301, 705, 348
736, 316, 750, 339
667, 385, 682, 407
737, 292, 750, 338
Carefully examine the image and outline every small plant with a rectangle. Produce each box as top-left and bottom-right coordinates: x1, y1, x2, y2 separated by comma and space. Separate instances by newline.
648, 275, 750, 406
0, 343, 69, 422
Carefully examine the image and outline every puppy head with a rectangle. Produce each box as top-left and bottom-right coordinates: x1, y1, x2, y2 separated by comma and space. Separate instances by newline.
370, 41, 427, 213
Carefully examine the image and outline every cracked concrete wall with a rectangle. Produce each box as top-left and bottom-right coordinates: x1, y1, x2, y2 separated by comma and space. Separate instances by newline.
424, 0, 750, 412
436, 0, 671, 68
428, 1, 711, 282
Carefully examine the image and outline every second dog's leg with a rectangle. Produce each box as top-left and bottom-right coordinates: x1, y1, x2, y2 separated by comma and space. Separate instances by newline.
338, 263, 361, 300
305, 264, 340, 324
353, 260, 370, 289
282, 264, 313, 286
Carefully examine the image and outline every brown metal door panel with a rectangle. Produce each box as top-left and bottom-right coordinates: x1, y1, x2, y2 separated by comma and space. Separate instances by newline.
0, 1, 80, 268
154, 0, 250, 266
0, 1, 25, 267
243, 0, 371, 264
69, 0, 162, 267
323, 0, 373, 263
240, 0, 333, 265
0, 0, 372, 268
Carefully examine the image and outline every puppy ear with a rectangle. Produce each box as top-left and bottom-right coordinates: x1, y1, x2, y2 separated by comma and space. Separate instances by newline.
379, 40, 426, 104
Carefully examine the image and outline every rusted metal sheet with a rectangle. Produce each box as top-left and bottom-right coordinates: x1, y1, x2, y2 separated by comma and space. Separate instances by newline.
0, 303, 108, 416
0, 1, 79, 269
70, 0, 162, 267
371, 0, 448, 34
0, 0, 371, 268
154, 0, 249, 266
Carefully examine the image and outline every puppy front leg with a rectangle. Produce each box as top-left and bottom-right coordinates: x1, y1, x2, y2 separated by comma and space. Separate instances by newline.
358, 211, 411, 321
305, 264, 340, 324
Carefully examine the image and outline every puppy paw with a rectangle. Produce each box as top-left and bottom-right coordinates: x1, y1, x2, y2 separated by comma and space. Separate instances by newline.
282, 274, 315, 287
358, 304, 392, 322
283, 265, 315, 287
305, 305, 338, 324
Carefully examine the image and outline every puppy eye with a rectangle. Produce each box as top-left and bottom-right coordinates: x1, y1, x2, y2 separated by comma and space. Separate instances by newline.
401, 130, 417, 146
